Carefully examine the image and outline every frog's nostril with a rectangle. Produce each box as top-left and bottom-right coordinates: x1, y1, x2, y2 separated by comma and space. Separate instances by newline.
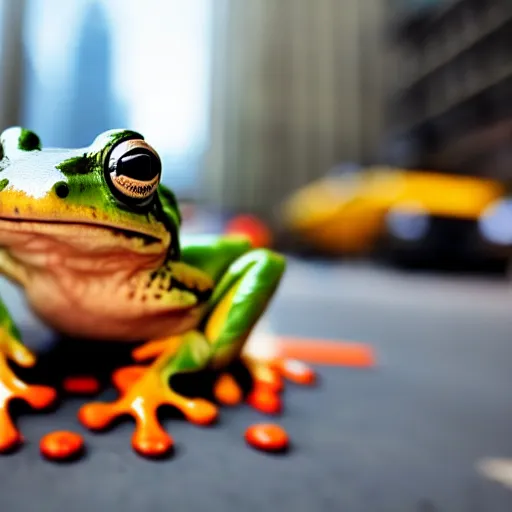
55, 182, 70, 199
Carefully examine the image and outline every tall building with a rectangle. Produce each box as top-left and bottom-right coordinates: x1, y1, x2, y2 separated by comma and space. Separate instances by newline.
204, 0, 387, 218
385, 0, 512, 181
66, 0, 126, 148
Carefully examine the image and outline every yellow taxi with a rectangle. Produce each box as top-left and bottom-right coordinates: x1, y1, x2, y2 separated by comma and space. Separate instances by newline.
281, 166, 512, 265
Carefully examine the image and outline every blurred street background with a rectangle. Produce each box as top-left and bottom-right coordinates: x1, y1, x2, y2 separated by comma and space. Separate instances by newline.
2, 0, 511, 271
1, 0, 512, 511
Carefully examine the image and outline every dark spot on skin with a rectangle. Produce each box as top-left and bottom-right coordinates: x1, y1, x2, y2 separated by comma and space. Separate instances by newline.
18, 129, 41, 151
171, 277, 213, 302
128, 291, 135, 300
54, 182, 70, 199
91, 211, 97, 218
141, 296, 147, 303
0, 178, 8, 192
154, 294, 162, 300
14, 207, 19, 215
57, 156, 90, 175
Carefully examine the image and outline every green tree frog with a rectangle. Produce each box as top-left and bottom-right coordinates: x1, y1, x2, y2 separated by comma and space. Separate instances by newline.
0, 127, 313, 457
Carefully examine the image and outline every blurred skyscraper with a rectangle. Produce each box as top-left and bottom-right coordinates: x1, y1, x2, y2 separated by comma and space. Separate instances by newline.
65, 0, 125, 147
21, 0, 125, 148
17, 0, 210, 199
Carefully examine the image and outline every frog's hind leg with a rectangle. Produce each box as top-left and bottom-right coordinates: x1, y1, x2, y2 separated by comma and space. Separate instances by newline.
0, 297, 57, 453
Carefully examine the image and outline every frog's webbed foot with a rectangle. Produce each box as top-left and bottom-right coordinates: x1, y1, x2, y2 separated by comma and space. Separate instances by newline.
245, 356, 316, 414
78, 332, 217, 458
0, 337, 56, 453
213, 356, 316, 414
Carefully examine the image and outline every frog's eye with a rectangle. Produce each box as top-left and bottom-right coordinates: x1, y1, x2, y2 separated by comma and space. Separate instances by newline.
105, 139, 161, 206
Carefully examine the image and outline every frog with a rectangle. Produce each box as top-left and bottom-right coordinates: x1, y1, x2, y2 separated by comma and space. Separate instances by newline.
0, 126, 314, 457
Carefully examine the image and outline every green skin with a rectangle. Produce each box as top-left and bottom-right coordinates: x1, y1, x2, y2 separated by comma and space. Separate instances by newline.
0, 127, 285, 412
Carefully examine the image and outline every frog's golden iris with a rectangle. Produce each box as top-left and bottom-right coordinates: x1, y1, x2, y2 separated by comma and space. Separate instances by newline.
111, 172, 160, 200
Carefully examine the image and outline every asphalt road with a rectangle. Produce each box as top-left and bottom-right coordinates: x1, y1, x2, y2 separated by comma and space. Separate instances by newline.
1, 258, 512, 512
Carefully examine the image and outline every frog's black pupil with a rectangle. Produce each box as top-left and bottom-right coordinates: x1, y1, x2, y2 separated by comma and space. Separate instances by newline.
55, 183, 69, 198
117, 153, 156, 181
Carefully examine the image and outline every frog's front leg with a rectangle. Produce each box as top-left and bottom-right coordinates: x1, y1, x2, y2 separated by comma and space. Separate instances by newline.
0, 297, 57, 452
78, 248, 287, 458
203, 248, 315, 412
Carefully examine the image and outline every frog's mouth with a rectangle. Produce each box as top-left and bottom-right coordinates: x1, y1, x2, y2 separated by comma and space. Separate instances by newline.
0, 216, 168, 254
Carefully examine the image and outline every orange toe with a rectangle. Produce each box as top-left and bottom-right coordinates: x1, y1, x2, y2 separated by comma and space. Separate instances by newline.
214, 373, 243, 406
22, 385, 58, 409
181, 398, 218, 425
131, 337, 182, 363
0, 356, 57, 453
0, 410, 22, 453
132, 420, 174, 458
247, 383, 282, 415
273, 359, 316, 386
78, 402, 118, 431
112, 366, 146, 394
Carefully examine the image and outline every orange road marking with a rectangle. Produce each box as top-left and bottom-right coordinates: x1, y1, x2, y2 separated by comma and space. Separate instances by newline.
275, 337, 376, 367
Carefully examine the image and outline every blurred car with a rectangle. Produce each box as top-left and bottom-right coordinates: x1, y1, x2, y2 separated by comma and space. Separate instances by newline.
280, 166, 512, 267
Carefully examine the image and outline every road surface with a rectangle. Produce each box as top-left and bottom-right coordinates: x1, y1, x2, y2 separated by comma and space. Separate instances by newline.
1, 258, 512, 512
